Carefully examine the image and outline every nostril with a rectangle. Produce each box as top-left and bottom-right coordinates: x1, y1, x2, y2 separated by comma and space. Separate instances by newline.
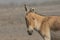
27, 30, 29, 32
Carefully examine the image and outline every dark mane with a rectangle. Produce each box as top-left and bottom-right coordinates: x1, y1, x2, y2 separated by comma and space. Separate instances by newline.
34, 12, 46, 16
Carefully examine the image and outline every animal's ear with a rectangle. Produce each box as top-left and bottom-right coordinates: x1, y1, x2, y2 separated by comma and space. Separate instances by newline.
29, 8, 35, 12
24, 4, 29, 12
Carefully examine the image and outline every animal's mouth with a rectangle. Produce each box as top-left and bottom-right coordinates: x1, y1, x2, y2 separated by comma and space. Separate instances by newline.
27, 30, 33, 35
28, 32, 32, 35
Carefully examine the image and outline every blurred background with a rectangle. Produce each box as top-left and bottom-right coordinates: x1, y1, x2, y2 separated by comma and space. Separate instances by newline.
0, 0, 60, 40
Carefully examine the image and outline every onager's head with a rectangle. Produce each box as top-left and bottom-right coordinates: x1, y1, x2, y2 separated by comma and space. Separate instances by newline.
24, 4, 44, 35
24, 4, 35, 35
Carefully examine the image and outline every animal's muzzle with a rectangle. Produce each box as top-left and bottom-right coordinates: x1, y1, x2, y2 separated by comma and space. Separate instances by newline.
27, 30, 33, 35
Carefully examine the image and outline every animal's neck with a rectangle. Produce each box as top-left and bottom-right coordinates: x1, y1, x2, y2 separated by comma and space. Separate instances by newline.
34, 14, 46, 31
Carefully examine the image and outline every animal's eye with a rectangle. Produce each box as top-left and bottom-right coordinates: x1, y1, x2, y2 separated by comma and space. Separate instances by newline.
32, 17, 35, 20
